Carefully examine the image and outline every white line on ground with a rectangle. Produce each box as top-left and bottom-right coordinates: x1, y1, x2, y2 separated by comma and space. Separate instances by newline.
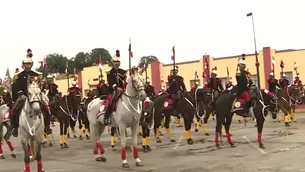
242, 136, 267, 154
45, 169, 65, 172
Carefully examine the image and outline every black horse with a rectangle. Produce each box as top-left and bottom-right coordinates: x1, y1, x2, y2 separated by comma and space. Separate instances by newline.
67, 92, 82, 138
153, 90, 196, 145
140, 98, 154, 152
214, 86, 277, 149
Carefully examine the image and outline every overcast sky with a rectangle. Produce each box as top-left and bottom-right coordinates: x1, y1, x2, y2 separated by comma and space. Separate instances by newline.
1, 0, 304, 77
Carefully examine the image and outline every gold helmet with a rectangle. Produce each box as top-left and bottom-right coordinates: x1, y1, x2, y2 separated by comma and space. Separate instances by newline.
112, 50, 120, 62
23, 49, 33, 64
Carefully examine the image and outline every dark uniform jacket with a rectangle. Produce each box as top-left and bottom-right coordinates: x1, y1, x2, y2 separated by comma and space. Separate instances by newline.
68, 86, 82, 95
145, 85, 156, 98
167, 74, 186, 94
279, 78, 289, 88
98, 84, 109, 96
107, 68, 127, 93
268, 78, 280, 93
236, 70, 249, 95
42, 83, 59, 100
208, 77, 223, 91
12, 70, 42, 102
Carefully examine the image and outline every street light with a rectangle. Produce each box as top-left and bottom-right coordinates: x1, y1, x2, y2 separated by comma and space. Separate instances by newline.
247, 12, 261, 89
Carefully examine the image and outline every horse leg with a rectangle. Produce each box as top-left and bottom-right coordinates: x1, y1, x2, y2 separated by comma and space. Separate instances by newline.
92, 123, 106, 162
78, 118, 83, 140
63, 122, 69, 148
183, 113, 194, 145
0, 139, 3, 159
84, 115, 90, 139
224, 115, 235, 147
176, 116, 182, 127
70, 119, 77, 138
256, 115, 265, 149
215, 114, 223, 148
3, 122, 16, 158
164, 113, 175, 142
119, 124, 130, 168
59, 122, 64, 148
21, 139, 31, 172
202, 109, 211, 136
194, 103, 204, 132
35, 137, 44, 172
138, 123, 142, 136
142, 125, 151, 152
111, 127, 117, 149
154, 120, 162, 143
291, 105, 297, 122
131, 123, 143, 167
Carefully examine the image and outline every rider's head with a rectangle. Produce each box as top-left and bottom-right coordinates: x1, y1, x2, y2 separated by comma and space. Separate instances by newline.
47, 74, 53, 83
282, 73, 286, 79
171, 66, 179, 75
195, 81, 199, 85
269, 72, 274, 78
112, 50, 121, 69
238, 60, 246, 71
296, 73, 300, 80
15, 68, 19, 73
211, 67, 217, 77
146, 78, 151, 85
72, 81, 77, 87
22, 49, 33, 71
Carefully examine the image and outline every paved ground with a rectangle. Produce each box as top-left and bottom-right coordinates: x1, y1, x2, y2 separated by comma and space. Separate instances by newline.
2, 111, 305, 172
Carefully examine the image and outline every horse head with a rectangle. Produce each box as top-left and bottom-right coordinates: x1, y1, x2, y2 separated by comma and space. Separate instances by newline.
127, 73, 146, 101
27, 79, 42, 115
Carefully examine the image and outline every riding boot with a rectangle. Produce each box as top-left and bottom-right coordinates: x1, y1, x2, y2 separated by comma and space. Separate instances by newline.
103, 106, 112, 125
243, 101, 250, 117
172, 100, 179, 116
41, 102, 52, 134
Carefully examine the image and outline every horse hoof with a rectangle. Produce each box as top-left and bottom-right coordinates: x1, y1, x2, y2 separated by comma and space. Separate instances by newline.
42, 169, 45, 172
143, 147, 148, 152
64, 144, 69, 148
42, 141, 47, 145
67, 134, 70, 138
156, 139, 162, 143
136, 161, 143, 166
170, 139, 176, 142
30, 157, 34, 162
216, 144, 221, 148
138, 133, 142, 137
11, 154, 16, 158
73, 135, 78, 138
254, 124, 257, 127
159, 133, 163, 136
238, 120, 242, 123
194, 129, 198, 132
95, 157, 103, 162
205, 133, 209, 136
259, 143, 265, 149
49, 143, 53, 146
42, 144, 46, 148
294, 121, 297, 123
147, 146, 152, 152
0, 155, 5, 159
122, 163, 130, 168
230, 144, 236, 148
285, 123, 291, 127
79, 136, 83, 140
60, 144, 65, 149
187, 138, 194, 145
83, 130, 86, 134
86, 135, 90, 140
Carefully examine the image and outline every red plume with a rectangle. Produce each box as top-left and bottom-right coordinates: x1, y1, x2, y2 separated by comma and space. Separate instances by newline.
116, 50, 120, 57
27, 49, 32, 53
241, 54, 246, 60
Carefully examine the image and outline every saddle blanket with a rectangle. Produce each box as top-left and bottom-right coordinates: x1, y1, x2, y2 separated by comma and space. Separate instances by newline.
164, 98, 173, 108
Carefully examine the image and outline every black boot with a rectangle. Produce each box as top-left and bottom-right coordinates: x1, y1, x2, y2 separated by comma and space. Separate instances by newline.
11, 113, 19, 137
103, 106, 112, 125
44, 117, 52, 134
242, 101, 250, 118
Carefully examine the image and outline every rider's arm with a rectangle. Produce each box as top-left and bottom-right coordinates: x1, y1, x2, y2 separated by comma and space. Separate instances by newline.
218, 79, 224, 90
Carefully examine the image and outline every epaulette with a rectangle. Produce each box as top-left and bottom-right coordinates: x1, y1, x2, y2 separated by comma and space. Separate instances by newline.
236, 72, 241, 76
12, 72, 20, 82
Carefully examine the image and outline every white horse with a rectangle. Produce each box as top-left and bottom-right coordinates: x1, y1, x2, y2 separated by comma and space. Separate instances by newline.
87, 71, 146, 168
0, 104, 16, 159
20, 80, 45, 172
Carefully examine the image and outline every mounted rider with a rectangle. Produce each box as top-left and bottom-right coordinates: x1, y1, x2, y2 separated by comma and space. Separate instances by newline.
225, 77, 234, 92
167, 66, 187, 111
145, 78, 156, 99
268, 72, 281, 94
103, 50, 127, 125
293, 74, 302, 87
67, 81, 82, 96
207, 67, 224, 100
11, 49, 52, 137
42, 74, 59, 121
279, 73, 290, 89
234, 55, 253, 116
97, 75, 109, 97
191, 81, 199, 92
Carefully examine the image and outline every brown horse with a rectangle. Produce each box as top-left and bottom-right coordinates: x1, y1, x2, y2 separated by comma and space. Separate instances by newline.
275, 85, 302, 126
51, 95, 71, 148
214, 86, 277, 149
290, 85, 304, 122
153, 91, 195, 145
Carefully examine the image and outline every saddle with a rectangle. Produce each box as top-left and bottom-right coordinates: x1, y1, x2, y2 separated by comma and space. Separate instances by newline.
231, 97, 245, 112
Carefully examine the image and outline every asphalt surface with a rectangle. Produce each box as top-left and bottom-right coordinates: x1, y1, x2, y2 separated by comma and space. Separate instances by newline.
2, 111, 305, 172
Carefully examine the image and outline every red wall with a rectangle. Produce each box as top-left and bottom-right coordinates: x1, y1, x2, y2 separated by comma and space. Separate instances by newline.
150, 61, 161, 94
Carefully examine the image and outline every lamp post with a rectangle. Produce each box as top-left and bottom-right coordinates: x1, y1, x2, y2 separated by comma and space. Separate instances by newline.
247, 12, 261, 89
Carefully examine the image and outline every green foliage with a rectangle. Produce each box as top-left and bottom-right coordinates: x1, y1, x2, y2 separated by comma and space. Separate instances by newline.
37, 48, 112, 75
138, 55, 159, 68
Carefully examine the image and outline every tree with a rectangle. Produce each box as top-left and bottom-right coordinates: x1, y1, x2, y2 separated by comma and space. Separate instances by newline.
37, 53, 70, 74
138, 55, 159, 68
73, 48, 112, 72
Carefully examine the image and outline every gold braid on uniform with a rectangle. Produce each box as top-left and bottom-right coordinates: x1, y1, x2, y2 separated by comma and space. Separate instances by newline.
116, 71, 127, 83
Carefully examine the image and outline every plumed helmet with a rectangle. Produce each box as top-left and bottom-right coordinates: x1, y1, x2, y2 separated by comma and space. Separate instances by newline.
47, 74, 53, 79
112, 50, 120, 62
72, 81, 77, 85
211, 67, 217, 74
146, 78, 150, 82
270, 72, 274, 76
23, 49, 33, 64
